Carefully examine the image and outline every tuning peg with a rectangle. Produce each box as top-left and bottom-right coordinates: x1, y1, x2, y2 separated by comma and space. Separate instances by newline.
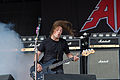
82, 50, 87, 56
90, 49, 95, 54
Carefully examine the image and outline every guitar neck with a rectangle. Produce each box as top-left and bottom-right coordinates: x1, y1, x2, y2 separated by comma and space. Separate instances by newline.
49, 54, 82, 69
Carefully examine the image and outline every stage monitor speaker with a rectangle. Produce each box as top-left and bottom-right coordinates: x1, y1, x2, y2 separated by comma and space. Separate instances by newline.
88, 48, 120, 80
0, 74, 14, 80
44, 74, 96, 80
63, 51, 80, 74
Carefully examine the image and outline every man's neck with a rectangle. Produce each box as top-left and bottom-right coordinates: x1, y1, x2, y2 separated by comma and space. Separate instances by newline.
51, 35, 59, 41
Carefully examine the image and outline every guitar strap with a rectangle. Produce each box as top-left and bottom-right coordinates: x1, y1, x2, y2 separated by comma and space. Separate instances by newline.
56, 40, 62, 60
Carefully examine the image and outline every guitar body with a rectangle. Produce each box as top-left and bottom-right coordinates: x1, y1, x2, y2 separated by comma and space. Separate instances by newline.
30, 59, 57, 80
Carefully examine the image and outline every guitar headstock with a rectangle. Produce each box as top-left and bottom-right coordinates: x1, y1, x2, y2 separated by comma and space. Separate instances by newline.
82, 49, 95, 56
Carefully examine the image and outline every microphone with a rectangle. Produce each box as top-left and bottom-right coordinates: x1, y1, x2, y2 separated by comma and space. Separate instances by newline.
36, 17, 41, 34
38, 17, 41, 27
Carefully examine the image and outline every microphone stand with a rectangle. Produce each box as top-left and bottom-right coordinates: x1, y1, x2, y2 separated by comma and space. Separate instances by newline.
34, 24, 40, 80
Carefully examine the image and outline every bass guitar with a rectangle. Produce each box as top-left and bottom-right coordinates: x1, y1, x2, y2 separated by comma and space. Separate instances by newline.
30, 49, 95, 80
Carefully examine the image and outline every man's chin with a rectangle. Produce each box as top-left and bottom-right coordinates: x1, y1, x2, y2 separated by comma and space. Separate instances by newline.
55, 36, 59, 39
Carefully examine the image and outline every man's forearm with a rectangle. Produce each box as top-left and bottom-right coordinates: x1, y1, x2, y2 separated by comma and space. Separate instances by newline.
34, 51, 41, 61
66, 53, 74, 58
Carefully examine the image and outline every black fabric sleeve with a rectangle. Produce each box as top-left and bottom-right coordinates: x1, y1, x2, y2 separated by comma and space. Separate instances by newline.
64, 40, 70, 54
37, 41, 45, 52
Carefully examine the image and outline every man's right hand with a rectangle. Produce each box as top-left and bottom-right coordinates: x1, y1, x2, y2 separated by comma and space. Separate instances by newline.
37, 63, 42, 72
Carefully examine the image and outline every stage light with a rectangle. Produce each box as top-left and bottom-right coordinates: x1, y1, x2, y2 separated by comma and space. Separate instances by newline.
112, 33, 117, 37
80, 36, 84, 39
93, 34, 97, 37
40, 37, 44, 40
63, 36, 67, 39
22, 38, 26, 41
98, 33, 103, 37
68, 36, 73, 39
83, 32, 87, 36
105, 33, 110, 37
28, 37, 32, 41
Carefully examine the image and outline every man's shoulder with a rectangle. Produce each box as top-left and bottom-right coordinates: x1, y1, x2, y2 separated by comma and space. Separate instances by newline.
59, 38, 67, 42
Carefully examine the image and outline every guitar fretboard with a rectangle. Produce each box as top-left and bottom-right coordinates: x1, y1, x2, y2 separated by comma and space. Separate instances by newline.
49, 54, 81, 69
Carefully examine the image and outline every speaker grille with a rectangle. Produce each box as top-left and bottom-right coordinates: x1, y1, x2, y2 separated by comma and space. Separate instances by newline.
63, 51, 80, 74
88, 48, 120, 79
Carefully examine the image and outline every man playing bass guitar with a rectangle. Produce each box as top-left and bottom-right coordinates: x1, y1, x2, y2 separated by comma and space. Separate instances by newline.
30, 20, 94, 80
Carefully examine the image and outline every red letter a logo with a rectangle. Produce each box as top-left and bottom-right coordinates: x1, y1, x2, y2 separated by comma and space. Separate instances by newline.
80, 0, 120, 33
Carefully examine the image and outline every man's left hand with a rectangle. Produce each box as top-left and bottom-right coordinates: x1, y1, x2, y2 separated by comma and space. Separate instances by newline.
73, 53, 79, 62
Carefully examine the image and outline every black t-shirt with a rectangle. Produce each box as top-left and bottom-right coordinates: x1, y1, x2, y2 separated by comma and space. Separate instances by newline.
37, 37, 70, 70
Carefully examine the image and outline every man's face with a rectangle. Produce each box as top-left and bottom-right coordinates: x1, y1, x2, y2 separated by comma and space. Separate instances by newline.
53, 26, 63, 39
